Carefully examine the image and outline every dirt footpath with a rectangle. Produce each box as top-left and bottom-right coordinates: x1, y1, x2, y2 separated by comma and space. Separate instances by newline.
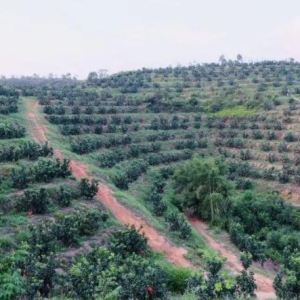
27, 100, 193, 268
189, 217, 276, 300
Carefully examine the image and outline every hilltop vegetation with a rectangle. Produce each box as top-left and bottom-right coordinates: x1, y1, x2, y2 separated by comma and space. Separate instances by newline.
22, 59, 300, 201
2, 59, 300, 298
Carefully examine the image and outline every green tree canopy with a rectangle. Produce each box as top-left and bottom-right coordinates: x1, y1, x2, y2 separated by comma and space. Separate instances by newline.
173, 157, 234, 221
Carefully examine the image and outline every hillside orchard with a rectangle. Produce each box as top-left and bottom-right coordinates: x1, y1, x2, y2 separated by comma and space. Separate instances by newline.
2, 59, 300, 298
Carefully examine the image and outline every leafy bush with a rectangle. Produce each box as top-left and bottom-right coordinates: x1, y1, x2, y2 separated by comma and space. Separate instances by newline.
284, 132, 297, 142
252, 130, 264, 139
261, 142, 272, 152
109, 225, 148, 258
278, 142, 289, 153
32, 158, 69, 181
0, 123, 26, 139
69, 248, 168, 300
173, 157, 233, 221
165, 266, 193, 293
0, 142, 53, 162
240, 149, 251, 161
10, 158, 72, 189
165, 213, 192, 239
78, 178, 99, 199
111, 159, 149, 189
16, 188, 49, 214
55, 186, 73, 207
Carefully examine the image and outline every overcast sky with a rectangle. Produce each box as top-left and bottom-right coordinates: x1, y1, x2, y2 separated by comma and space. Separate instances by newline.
1, 0, 300, 78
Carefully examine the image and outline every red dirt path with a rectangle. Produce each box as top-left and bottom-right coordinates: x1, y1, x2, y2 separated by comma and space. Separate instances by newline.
26, 100, 277, 297
28, 102, 47, 143
189, 217, 275, 300
26, 100, 193, 268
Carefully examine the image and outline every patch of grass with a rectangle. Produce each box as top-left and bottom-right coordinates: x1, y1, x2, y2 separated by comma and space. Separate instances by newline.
214, 106, 257, 117
0, 235, 15, 251
0, 213, 28, 227
15, 229, 31, 244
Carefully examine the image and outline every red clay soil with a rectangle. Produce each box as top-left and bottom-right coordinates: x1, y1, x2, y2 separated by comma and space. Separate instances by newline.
28, 102, 47, 143
189, 217, 275, 300
97, 184, 193, 268
70, 161, 193, 267
281, 187, 300, 206
26, 100, 193, 268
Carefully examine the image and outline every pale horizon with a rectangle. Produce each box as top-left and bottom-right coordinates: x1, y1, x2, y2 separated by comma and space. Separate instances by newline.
2, 0, 300, 79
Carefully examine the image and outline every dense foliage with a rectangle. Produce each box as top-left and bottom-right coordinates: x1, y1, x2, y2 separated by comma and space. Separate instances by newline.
0, 85, 20, 115
173, 157, 233, 222
173, 156, 300, 298
0, 141, 53, 162
10, 158, 72, 189
0, 123, 26, 139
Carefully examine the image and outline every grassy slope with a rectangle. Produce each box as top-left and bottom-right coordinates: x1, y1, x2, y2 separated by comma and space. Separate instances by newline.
25, 96, 214, 268
75, 73, 298, 205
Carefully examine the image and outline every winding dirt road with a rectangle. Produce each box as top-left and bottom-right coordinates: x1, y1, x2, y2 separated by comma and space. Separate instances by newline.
26, 101, 193, 268
189, 217, 275, 300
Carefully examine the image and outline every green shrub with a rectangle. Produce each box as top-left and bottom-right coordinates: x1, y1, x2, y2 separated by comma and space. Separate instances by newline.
79, 178, 99, 199
109, 225, 148, 258
165, 266, 194, 293
0, 236, 14, 251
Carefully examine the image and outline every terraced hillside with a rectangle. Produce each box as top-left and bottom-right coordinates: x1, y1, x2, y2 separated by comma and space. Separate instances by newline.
0, 86, 129, 298
32, 61, 300, 204
3, 61, 300, 299
2, 86, 211, 299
